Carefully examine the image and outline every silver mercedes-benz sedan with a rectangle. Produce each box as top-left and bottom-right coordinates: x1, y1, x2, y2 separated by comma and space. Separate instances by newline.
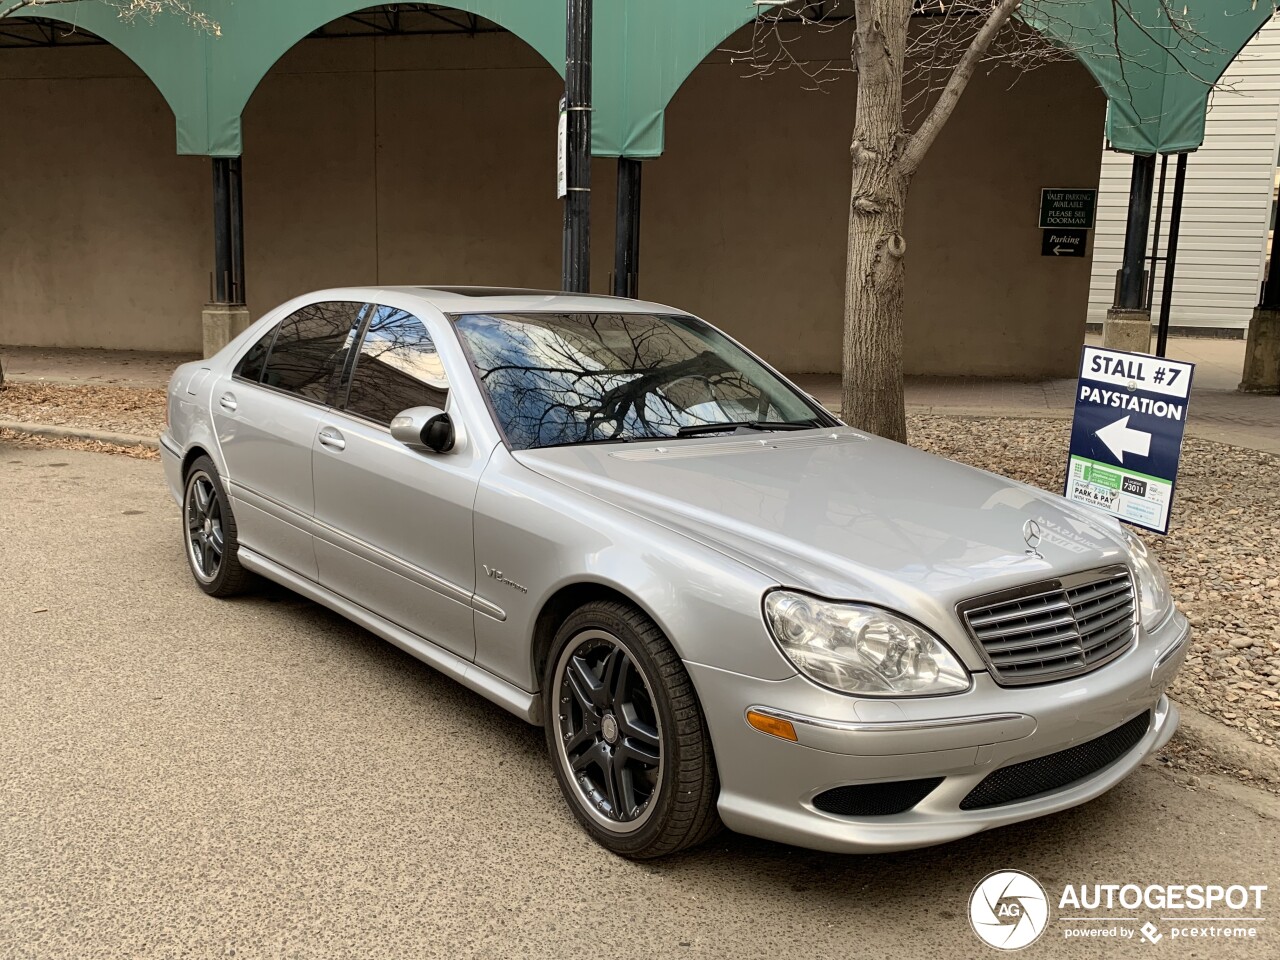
161, 286, 1189, 859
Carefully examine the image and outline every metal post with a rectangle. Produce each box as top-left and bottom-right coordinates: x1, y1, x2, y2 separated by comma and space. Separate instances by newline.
212, 158, 231, 303
613, 157, 642, 298
561, 0, 592, 293
229, 157, 245, 305
1145, 154, 1168, 314
1156, 153, 1188, 358
211, 156, 246, 305
1261, 191, 1280, 311
1116, 153, 1157, 310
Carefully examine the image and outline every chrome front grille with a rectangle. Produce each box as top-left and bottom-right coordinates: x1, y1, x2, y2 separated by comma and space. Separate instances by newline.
958, 566, 1136, 686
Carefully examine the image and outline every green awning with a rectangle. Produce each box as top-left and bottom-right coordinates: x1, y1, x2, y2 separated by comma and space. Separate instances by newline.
4, 0, 1276, 159
1022, 0, 1278, 154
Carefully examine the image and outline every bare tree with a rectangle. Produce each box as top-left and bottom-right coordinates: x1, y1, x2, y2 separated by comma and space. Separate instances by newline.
0, 0, 219, 33
737, 1, 1220, 443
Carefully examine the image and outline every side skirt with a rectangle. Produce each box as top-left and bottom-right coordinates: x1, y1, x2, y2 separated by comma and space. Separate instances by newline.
238, 546, 542, 725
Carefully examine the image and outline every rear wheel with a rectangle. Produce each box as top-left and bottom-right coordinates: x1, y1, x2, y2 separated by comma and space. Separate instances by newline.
544, 600, 721, 858
183, 455, 252, 597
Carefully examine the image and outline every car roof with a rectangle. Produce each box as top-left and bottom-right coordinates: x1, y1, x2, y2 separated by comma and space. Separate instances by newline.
309, 285, 684, 316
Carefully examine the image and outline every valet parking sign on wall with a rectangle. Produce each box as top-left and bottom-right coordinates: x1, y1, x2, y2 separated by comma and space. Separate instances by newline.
1065, 347, 1195, 534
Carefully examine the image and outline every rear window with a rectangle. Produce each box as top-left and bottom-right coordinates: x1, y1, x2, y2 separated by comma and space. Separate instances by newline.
234, 328, 274, 382
258, 302, 364, 403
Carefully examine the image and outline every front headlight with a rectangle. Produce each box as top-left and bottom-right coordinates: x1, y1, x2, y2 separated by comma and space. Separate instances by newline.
763, 590, 970, 696
1121, 527, 1173, 627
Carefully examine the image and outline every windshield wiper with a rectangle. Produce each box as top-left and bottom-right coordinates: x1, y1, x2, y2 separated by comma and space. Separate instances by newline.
674, 418, 819, 438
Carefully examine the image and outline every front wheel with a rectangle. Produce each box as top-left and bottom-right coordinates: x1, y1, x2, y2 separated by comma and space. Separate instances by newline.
544, 600, 721, 858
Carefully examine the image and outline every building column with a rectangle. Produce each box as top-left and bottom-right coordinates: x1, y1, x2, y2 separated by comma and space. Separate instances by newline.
1240, 222, 1280, 393
1104, 153, 1157, 354
203, 156, 250, 358
613, 158, 642, 299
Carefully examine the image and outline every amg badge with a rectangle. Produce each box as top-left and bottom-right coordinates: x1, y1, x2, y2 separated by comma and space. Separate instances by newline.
483, 565, 528, 594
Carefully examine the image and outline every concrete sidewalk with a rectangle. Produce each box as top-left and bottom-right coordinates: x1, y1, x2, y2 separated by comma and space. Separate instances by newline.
795, 335, 1280, 455
0, 346, 196, 389
3, 337, 1276, 453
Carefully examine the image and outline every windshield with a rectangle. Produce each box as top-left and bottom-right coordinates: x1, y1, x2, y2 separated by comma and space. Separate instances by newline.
453, 312, 828, 450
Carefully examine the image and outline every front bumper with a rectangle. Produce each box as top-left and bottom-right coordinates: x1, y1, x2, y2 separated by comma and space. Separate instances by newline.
687, 609, 1189, 854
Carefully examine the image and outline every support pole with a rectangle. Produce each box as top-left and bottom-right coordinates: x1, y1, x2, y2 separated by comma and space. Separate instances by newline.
1104, 153, 1157, 353
613, 157, 642, 299
1145, 154, 1168, 315
212, 157, 231, 303
561, 0, 592, 293
211, 157, 245, 305
1155, 153, 1188, 359
229, 157, 245, 305
1261, 204, 1280, 311
1117, 153, 1157, 310
205, 156, 249, 358
1241, 159, 1280, 392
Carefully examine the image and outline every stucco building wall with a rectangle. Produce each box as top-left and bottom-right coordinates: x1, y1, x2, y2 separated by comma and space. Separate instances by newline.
0, 27, 1105, 375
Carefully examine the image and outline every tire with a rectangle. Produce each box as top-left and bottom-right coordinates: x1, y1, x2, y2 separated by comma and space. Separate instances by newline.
182, 455, 253, 598
544, 599, 721, 859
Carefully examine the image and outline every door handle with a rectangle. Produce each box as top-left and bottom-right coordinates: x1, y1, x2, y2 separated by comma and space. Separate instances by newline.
318, 426, 346, 452
218, 392, 237, 413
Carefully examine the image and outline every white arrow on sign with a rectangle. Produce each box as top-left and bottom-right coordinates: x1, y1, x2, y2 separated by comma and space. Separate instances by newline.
1096, 416, 1151, 463
1054, 245, 1072, 256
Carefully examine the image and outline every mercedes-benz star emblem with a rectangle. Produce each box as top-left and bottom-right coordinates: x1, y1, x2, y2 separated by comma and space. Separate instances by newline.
1022, 519, 1043, 558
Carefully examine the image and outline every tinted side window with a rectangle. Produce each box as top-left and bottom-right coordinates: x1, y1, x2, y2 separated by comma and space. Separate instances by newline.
233, 327, 275, 382
343, 305, 448, 426
260, 301, 364, 403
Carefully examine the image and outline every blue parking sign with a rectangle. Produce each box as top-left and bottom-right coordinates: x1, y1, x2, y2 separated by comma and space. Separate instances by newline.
1064, 346, 1195, 534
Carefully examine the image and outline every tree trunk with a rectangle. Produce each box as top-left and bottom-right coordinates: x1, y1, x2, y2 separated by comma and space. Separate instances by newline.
842, 2, 911, 444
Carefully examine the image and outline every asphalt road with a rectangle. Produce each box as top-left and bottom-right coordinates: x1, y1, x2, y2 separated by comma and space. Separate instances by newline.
2, 442, 1277, 960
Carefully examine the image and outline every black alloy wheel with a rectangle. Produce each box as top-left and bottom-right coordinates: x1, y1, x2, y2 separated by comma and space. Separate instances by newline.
544, 600, 720, 858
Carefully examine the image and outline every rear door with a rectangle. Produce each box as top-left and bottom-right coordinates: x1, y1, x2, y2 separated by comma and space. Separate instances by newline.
311, 303, 481, 660
213, 301, 365, 579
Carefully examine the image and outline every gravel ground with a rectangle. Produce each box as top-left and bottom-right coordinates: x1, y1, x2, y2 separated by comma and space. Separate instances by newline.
0, 382, 165, 437
3, 383, 1276, 748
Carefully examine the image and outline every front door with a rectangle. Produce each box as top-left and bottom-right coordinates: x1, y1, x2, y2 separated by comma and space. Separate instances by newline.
213, 301, 365, 580
311, 303, 483, 660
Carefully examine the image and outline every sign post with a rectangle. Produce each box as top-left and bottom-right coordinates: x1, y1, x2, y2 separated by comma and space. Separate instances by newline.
1064, 346, 1195, 534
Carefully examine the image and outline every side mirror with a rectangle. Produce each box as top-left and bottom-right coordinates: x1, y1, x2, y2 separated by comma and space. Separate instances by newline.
390, 405, 456, 454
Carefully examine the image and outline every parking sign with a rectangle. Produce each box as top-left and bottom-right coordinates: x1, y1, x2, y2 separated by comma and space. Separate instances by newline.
1065, 347, 1195, 534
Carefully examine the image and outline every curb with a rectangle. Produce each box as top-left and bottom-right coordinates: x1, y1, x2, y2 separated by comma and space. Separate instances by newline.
0, 419, 159, 451
1172, 699, 1280, 785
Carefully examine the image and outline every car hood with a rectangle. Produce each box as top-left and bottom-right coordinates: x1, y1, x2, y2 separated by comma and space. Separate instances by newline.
515, 429, 1131, 660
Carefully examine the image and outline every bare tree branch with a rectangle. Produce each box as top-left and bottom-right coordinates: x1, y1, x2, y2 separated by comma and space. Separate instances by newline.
0, 0, 220, 36
899, 0, 1022, 176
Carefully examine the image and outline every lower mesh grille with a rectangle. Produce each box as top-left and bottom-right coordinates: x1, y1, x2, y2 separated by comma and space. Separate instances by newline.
812, 778, 943, 816
959, 711, 1151, 810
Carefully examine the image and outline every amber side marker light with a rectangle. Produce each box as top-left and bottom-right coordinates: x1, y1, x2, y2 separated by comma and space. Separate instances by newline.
746, 710, 798, 742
